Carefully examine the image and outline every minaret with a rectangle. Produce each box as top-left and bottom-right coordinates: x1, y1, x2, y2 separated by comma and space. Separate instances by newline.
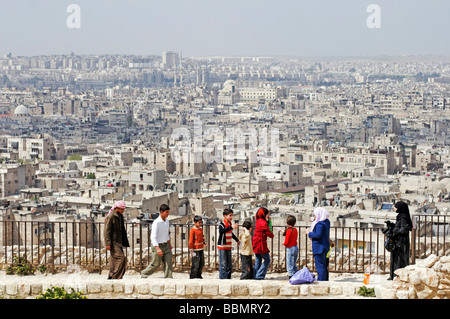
179, 50, 183, 86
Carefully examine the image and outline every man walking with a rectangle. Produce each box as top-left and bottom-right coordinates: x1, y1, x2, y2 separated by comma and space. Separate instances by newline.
104, 200, 129, 279
141, 204, 173, 278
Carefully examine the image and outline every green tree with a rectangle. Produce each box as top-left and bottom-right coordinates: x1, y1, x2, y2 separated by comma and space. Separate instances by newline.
68, 154, 82, 160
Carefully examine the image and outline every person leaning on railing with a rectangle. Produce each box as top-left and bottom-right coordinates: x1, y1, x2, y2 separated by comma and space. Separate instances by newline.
281, 215, 298, 279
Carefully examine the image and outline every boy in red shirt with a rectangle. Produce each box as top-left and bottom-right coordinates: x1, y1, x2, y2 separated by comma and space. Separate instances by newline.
189, 215, 206, 279
281, 215, 298, 279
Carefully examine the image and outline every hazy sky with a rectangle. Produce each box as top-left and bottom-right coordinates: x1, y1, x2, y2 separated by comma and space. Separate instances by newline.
0, 0, 449, 57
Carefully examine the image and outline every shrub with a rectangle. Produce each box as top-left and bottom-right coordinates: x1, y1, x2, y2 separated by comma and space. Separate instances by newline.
37, 287, 87, 299
38, 264, 47, 273
6, 255, 36, 276
357, 286, 376, 297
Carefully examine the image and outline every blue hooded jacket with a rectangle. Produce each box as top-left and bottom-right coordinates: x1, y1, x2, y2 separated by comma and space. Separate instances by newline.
308, 219, 330, 255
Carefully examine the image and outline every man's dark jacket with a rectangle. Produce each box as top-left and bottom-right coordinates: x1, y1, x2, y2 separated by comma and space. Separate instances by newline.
104, 210, 130, 247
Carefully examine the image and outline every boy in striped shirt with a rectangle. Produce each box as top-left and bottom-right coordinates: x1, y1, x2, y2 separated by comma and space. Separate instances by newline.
218, 208, 240, 279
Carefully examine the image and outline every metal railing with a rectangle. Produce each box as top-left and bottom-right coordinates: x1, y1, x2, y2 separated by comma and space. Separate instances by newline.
412, 214, 450, 261
0, 214, 448, 275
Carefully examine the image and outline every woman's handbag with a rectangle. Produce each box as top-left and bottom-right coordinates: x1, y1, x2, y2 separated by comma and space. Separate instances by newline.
384, 237, 397, 252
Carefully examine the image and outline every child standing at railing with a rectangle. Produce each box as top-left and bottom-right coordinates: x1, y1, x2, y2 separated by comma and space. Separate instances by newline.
252, 207, 274, 280
281, 215, 298, 279
189, 215, 206, 279
239, 220, 254, 279
218, 208, 240, 279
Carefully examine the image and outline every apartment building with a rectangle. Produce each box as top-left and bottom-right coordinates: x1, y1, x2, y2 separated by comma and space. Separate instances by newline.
175, 175, 201, 197
287, 140, 397, 175
126, 169, 165, 192
238, 81, 282, 105
6, 135, 65, 161
0, 163, 37, 197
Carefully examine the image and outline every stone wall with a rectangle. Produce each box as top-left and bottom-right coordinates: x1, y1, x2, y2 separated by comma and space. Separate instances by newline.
390, 254, 450, 299
0, 275, 365, 299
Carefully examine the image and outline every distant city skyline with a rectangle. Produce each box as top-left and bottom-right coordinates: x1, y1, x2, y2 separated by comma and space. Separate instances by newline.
0, 0, 449, 57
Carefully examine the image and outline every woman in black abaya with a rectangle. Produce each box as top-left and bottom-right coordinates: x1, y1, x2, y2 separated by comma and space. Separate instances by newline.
389, 201, 413, 280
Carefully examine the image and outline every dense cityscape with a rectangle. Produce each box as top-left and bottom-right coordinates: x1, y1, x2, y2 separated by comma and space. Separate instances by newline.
0, 47, 449, 302
1, 0, 450, 303
0, 52, 449, 225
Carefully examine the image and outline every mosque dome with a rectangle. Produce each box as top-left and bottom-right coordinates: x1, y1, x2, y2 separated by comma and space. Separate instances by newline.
221, 80, 239, 93
14, 105, 30, 116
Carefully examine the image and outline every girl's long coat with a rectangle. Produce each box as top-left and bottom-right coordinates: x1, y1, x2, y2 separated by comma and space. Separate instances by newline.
252, 217, 274, 254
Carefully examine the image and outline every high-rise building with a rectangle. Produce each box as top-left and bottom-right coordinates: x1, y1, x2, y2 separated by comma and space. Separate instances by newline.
162, 51, 179, 69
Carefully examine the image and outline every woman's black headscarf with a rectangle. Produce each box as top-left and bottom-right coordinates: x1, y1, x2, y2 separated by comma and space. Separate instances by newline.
394, 201, 413, 230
